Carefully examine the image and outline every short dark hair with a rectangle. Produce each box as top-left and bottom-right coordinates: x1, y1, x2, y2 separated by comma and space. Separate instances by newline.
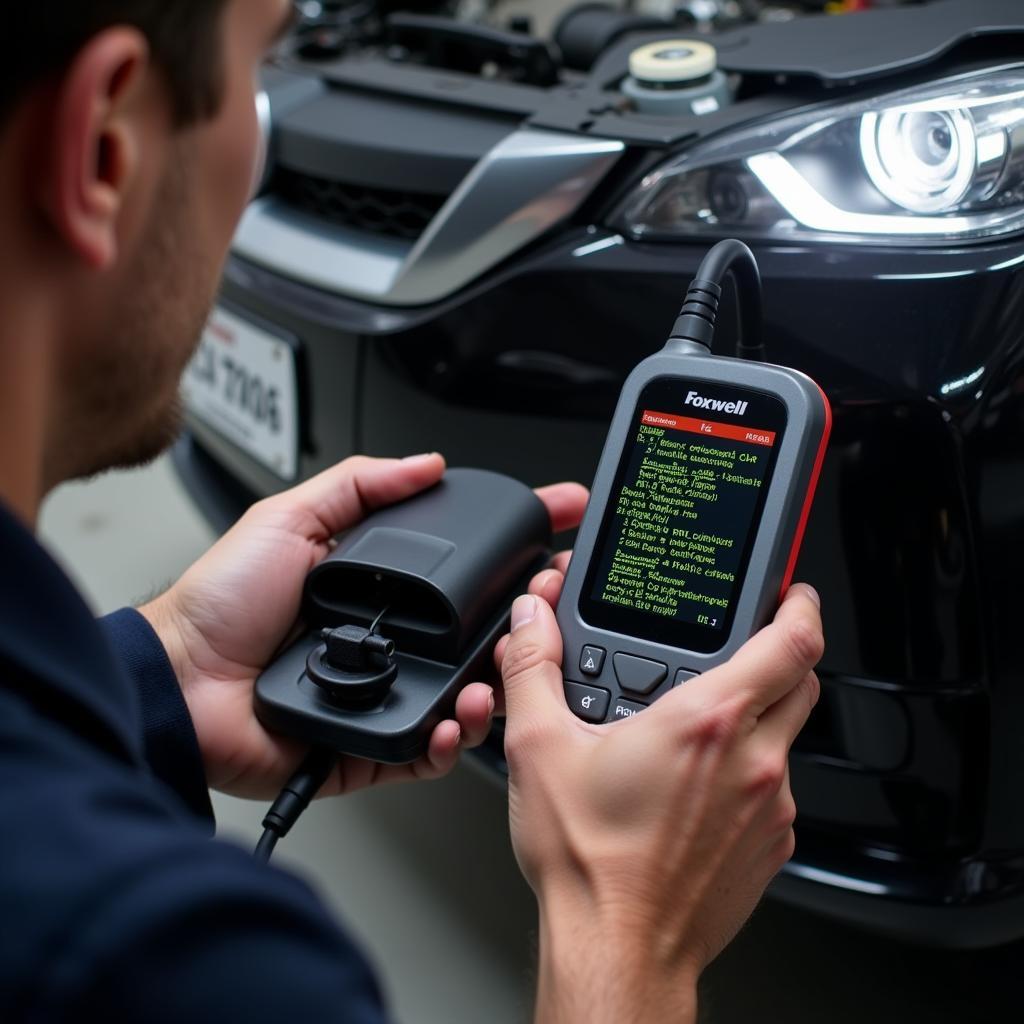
1, 1, 232, 126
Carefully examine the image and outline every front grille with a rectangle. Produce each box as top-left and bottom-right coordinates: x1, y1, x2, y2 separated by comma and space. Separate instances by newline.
275, 167, 448, 242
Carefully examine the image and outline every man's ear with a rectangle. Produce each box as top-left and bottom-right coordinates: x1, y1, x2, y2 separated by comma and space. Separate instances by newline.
39, 28, 153, 270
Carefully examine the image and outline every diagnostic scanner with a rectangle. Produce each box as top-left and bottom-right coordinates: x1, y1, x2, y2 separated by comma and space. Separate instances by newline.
556, 240, 831, 724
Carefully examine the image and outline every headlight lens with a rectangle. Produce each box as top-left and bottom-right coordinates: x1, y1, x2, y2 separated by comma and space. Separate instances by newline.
612, 67, 1024, 244
860, 108, 979, 213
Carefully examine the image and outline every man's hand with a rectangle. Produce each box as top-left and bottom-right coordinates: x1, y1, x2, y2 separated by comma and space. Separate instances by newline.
498, 579, 823, 1024
141, 453, 588, 800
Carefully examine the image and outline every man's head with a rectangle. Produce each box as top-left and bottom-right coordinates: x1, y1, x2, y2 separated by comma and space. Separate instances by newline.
0, 4, 231, 128
0, 0, 293, 501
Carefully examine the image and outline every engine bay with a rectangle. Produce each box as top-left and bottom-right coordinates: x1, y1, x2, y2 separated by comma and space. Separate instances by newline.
278, 0, 1024, 149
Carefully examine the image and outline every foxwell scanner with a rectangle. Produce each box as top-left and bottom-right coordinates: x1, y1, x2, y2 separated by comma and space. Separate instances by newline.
250, 239, 829, 861
556, 239, 831, 724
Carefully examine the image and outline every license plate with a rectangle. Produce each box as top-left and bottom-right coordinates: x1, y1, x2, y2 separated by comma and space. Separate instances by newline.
182, 307, 300, 479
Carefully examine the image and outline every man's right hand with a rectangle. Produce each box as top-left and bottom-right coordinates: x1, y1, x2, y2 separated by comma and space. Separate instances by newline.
499, 581, 823, 1024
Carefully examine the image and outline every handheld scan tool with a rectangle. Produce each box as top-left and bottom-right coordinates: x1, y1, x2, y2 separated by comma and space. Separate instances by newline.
556, 239, 831, 724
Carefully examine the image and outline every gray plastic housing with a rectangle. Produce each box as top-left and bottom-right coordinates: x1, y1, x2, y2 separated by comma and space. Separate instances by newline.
556, 342, 829, 718
255, 468, 550, 763
621, 70, 732, 118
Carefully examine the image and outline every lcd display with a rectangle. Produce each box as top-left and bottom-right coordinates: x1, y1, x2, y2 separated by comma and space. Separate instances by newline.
579, 376, 787, 653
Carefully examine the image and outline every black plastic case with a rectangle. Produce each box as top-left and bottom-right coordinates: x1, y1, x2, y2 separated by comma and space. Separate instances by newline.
254, 468, 550, 763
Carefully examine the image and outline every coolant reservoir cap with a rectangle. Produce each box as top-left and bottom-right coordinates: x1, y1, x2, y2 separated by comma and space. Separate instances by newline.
629, 39, 717, 84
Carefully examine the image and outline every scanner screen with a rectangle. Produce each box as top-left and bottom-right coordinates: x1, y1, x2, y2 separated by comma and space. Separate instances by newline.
580, 376, 787, 654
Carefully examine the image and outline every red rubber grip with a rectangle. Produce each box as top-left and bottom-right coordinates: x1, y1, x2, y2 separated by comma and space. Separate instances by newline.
778, 380, 832, 600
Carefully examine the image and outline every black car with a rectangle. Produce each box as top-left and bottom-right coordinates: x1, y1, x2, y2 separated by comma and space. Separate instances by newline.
174, 0, 1024, 947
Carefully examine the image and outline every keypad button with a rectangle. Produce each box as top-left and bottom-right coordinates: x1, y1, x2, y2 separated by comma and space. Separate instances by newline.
612, 653, 667, 695
674, 669, 699, 687
579, 645, 606, 676
564, 682, 610, 723
609, 697, 648, 721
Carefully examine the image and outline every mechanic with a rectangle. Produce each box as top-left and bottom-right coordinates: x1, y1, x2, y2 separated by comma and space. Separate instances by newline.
0, 2, 824, 1022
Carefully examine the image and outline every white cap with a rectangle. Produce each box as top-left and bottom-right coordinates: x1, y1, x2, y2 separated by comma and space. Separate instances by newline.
628, 39, 717, 84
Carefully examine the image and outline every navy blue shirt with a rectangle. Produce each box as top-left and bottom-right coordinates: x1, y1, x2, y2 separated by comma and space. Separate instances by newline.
0, 502, 388, 1021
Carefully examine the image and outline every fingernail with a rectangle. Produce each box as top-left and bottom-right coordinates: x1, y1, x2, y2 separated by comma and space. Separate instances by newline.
511, 595, 537, 632
801, 585, 821, 609
402, 452, 438, 465
486, 689, 495, 716
453, 726, 462, 747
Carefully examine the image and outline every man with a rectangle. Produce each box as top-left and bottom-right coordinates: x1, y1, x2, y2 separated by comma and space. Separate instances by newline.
0, 2, 824, 1021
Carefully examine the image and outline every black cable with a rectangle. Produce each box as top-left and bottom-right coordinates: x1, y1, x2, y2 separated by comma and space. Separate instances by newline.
254, 747, 338, 863
254, 603, 391, 862
666, 238, 765, 361
254, 829, 279, 861
369, 605, 390, 635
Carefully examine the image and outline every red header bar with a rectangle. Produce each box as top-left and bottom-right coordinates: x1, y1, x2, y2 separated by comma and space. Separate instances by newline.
642, 409, 777, 447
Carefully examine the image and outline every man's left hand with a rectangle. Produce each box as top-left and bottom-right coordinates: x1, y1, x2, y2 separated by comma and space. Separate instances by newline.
141, 453, 588, 800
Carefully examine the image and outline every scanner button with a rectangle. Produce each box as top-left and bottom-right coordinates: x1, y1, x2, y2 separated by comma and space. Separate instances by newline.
613, 653, 668, 695
609, 698, 648, 721
674, 669, 699, 687
579, 646, 606, 676
564, 682, 610, 723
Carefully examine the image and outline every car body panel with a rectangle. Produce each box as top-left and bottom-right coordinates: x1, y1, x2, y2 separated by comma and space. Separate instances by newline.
176, 0, 1024, 945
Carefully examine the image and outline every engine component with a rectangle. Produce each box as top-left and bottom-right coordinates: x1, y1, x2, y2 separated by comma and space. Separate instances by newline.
387, 13, 561, 85
621, 38, 732, 116
553, 3, 675, 71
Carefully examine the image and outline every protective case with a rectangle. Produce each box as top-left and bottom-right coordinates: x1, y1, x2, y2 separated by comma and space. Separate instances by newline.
255, 468, 551, 763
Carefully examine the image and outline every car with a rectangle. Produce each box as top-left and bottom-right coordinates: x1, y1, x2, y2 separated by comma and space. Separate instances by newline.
174, 0, 1024, 947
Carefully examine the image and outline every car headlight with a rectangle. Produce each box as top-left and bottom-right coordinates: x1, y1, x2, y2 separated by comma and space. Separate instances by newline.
612, 67, 1024, 244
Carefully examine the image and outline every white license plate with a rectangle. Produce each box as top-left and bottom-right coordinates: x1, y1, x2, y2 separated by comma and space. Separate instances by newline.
182, 307, 299, 480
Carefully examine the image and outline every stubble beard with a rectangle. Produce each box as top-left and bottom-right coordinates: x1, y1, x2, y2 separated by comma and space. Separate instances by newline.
58, 144, 219, 483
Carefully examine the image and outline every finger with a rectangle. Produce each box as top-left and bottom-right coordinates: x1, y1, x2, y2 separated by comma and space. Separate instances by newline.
744, 823, 797, 890
490, 634, 511, 716
493, 560, 569, 702
368, 719, 462, 787
501, 594, 568, 726
326, 754, 379, 796
743, 764, 798, 872
272, 453, 447, 539
706, 584, 824, 716
756, 671, 820, 748
454, 683, 496, 748
528, 568, 566, 609
533, 483, 589, 535
330, 689, 491, 792
494, 632, 510, 674
495, 563, 568, 674
491, 685, 507, 717
415, 719, 462, 781
550, 550, 572, 575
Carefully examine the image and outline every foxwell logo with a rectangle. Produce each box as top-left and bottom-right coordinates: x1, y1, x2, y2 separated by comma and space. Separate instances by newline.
684, 390, 748, 416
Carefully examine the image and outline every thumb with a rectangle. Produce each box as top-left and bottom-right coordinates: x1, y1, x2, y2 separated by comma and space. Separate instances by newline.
265, 453, 447, 539
501, 595, 568, 728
